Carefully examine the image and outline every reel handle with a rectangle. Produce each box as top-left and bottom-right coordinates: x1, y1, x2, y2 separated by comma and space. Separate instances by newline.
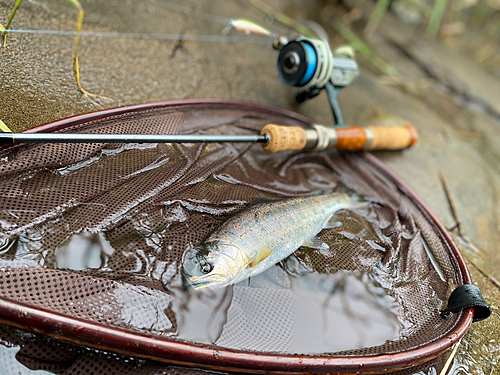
261, 124, 417, 153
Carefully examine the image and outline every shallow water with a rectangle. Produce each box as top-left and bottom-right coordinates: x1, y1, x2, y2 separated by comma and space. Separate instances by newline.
0, 345, 53, 375
0, 205, 404, 354
170, 265, 401, 353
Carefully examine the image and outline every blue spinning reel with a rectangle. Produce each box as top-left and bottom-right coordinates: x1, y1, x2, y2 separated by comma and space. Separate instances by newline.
273, 35, 359, 126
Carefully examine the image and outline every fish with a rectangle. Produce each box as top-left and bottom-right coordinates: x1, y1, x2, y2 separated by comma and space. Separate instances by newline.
182, 193, 355, 289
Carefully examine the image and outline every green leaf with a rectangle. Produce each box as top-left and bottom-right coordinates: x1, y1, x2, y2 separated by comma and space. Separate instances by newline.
427, 0, 448, 38
333, 21, 400, 78
0, 120, 12, 133
365, 0, 391, 37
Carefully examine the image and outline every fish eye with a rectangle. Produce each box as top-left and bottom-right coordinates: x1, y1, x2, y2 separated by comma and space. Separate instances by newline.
199, 260, 213, 274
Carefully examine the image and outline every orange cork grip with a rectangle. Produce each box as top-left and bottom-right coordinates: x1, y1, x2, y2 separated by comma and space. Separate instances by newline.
365, 125, 418, 150
334, 126, 368, 151
261, 124, 307, 152
335, 125, 417, 151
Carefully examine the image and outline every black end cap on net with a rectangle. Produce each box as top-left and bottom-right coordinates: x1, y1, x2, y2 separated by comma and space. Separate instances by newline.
440, 284, 492, 323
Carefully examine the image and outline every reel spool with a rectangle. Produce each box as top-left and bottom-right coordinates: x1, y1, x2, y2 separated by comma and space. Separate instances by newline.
277, 37, 334, 99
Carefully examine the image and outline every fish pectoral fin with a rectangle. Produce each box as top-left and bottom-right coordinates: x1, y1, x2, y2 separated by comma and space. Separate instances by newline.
323, 214, 342, 229
302, 236, 329, 250
249, 247, 274, 268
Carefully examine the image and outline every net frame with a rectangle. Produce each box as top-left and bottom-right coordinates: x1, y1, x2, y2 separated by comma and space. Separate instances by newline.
0, 99, 474, 374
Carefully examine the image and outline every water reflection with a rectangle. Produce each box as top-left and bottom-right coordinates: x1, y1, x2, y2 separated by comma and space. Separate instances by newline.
55, 232, 115, 270
170, 264, 400, 353
0, 345, 53, 375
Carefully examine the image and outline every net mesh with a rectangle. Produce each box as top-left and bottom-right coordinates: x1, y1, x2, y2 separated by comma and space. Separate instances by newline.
0, 101, 465, 373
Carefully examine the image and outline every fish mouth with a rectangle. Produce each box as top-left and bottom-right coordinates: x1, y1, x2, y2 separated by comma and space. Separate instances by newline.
184, 273, 231, 290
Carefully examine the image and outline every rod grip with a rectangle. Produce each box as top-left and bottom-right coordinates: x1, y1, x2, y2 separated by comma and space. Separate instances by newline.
364, 125, 418, 150
261, 124, 307, 152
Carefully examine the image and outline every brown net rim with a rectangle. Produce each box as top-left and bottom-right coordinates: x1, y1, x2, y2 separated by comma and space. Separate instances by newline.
0, 99, 474, 374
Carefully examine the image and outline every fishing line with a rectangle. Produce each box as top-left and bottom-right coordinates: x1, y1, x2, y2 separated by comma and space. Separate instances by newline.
1, 0, 277, 45
2, 29, 272, 43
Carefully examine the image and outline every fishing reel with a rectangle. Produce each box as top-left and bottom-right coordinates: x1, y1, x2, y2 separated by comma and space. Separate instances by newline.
273, 35, 359, 126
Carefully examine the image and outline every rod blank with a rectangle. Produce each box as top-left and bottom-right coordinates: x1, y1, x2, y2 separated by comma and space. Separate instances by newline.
0, 133, 269, 145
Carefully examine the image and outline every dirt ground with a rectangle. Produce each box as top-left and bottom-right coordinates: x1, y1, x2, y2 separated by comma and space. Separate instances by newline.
0, 0, 499, 373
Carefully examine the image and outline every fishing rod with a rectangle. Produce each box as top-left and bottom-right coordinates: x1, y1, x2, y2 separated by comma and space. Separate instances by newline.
0, 124, 417, 152
1, 1, 418, 152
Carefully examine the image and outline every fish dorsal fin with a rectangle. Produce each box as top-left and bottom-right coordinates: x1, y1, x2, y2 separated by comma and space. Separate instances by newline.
247, 195, 282, 207
302, 236, 329, 250
249, 247, 274, 268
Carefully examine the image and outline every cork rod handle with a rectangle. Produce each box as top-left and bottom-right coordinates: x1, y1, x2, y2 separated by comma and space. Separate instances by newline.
364, 125, 418, 151
261, 124, 307, 152
261, 124, 418, 152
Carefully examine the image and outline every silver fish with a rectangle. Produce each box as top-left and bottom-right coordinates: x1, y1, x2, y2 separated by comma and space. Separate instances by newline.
182, 193, 354, 289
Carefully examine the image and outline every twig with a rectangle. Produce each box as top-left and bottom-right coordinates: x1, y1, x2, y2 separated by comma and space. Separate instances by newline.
170, 26, 187, 58
464, 254, 500, 290
438, 169, 462, 235
439, 338, 462, 375
438, 170, 500, 290
68, 0, 111, 103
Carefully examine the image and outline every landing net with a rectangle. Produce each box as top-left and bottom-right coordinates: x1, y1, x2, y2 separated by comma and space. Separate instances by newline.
0, 100, 472, 374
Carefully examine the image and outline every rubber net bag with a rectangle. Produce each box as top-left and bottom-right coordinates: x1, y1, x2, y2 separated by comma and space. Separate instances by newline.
0, 101, 470, 374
